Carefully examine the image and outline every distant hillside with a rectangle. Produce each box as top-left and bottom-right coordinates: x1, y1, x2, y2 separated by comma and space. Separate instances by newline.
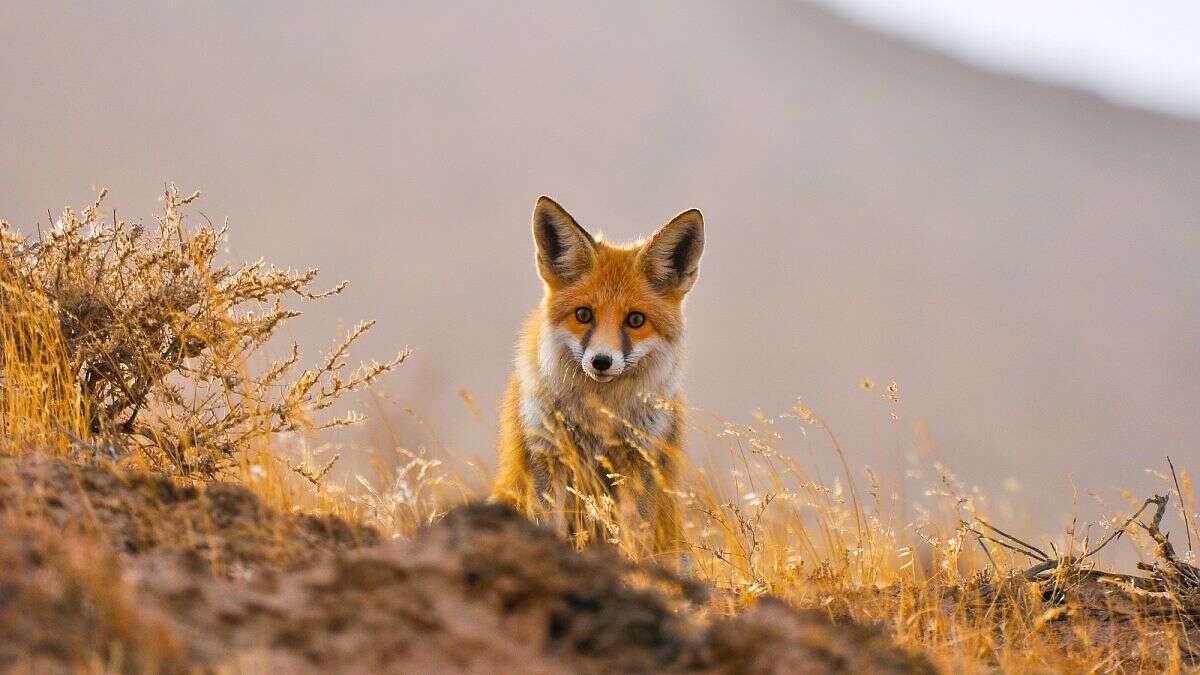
1, 1, 1197, 523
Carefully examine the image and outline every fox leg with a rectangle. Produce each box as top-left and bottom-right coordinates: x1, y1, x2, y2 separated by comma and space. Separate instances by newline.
492, 451, 533, 516
632, 458, 684, 567
494, 431, 556, 522
525, 442, 566, 531
651, 491, 682, 560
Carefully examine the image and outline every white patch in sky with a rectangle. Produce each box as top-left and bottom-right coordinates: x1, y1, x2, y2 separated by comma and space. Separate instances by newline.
815, 0, 1200, 119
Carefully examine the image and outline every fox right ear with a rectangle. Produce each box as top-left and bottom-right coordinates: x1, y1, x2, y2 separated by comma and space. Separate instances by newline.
532, 196, 595, 287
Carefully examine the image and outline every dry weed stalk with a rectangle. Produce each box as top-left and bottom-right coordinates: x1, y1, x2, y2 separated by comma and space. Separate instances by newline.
965, 489, 1199, 596
0, 188, 406, 477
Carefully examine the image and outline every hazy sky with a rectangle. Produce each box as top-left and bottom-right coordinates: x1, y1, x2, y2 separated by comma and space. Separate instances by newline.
1, 2, 1197, 551
820, 0, 1200, 118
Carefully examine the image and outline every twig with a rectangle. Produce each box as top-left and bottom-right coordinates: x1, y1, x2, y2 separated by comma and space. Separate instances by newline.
1167, 455, 1194, 554
1079, 497, 1157, 561
971, 490, 1200, 614
973, 517, 1050, 562
969, 526, 1000, 574
1138, 494, 1200, 588
1021, 558, 1073, 581
967, 527, 1046, 562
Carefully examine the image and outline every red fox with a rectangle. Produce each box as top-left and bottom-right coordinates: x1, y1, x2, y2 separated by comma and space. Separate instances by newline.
494, 196, 704, 558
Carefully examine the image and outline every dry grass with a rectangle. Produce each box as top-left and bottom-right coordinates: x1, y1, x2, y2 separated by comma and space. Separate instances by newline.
0, 256, 89, 454
511, 389, 1197, 671
1, 189, 1197, 672
0, 188, 406, 477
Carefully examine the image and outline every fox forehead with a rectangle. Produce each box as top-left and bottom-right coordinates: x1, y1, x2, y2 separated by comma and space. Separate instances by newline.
544, 240, 684, 341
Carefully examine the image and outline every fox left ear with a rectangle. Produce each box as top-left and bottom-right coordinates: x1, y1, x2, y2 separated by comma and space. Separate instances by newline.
532, 196, 596, 288
641, 209, 704, 294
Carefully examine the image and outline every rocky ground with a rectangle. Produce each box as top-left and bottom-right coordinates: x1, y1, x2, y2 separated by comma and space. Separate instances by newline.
0, 458, 935, 673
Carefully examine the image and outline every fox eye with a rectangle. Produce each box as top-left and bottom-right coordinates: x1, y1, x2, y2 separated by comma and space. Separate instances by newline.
574, 307, 593, 324
625, 311, 645, 328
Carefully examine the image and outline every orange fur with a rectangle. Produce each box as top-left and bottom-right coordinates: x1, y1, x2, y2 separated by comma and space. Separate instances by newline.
494, 196, 703, 558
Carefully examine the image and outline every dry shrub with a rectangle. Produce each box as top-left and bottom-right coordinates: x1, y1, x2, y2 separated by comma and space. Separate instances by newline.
0, 188, 406, 477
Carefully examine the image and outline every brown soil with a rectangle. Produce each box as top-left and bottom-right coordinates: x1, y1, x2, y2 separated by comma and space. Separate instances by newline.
0, 459, 935, 674
0, 458, 378, 577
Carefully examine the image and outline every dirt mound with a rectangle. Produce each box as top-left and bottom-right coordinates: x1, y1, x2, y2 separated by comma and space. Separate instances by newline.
0, 521, 184, 672
705, 599, 941, 673
0, 461, 934, 673
0, 458, 377, 577
138, 502, 934, 673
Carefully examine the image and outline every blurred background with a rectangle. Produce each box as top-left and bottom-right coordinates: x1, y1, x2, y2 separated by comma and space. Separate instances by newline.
2, 2, 1197, 528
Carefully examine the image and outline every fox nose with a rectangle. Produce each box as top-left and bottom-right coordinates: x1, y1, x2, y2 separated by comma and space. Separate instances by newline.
591, 354, 613, 372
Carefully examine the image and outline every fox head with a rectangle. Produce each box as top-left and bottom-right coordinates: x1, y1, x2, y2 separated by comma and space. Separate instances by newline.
531, 196, 704, 385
